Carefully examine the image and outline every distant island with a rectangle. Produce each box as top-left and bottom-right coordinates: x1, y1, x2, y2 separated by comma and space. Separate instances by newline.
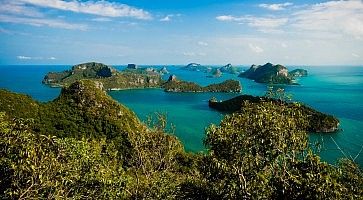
181, 63, 212, 73
238, 63, 307, 84
209, 95, 339, 133
43, 62, 241, 93
218, 63, 241, 74
43, 62, 162, 90
163, 75, 241, 93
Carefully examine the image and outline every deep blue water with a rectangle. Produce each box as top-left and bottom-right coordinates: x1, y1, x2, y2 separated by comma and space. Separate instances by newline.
0, 65, 362, 166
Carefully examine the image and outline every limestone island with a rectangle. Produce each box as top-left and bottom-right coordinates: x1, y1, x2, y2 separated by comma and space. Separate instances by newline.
238, 63, 308, 84
164, 75, 241, 93
208, 95, 339, 133
289, 69, 308, 77
219, 63, 240, 74
182, 63, 212, 73
43, 62, 162, 90
43, 62, 241, 93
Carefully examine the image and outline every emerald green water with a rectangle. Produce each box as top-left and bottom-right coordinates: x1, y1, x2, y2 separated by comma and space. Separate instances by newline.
0, 65, 362, 166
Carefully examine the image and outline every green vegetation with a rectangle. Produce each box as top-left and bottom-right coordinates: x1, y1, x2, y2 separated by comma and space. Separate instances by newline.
239, 63, 306, 84
43, 62, 162, 90
209, 88, 339, 133
163, 75, 241, 93
0, 81, 361, 199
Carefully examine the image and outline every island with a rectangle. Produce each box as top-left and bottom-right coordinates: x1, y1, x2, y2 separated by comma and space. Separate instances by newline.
43, 62, 162, 90
289, 69, 308, 77
43, 62, 241, 93
0, 80, 360, 199
219, 63, 240, 74
209, 95, 339, 133
181, 63, 212, 73
238, 63, 307, 84
163, 75, 241, 93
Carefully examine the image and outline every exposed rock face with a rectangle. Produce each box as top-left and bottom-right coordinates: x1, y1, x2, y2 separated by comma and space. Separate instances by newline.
168, 75, 178, 82
289, 69, 308, 77
208, 95, 340, 133
239, 63, 294, 84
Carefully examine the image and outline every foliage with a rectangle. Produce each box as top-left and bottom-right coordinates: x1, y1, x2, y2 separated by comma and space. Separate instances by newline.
183, 101, 362, 199
163, 79, 241, 93
208, 88, 339, 133
0, 80, 361, 199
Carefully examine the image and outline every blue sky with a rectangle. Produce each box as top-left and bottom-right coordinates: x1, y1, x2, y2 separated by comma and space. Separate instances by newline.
0, 0, 362, 65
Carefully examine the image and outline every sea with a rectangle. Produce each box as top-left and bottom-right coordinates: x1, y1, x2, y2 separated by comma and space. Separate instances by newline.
0, 65, 362, 166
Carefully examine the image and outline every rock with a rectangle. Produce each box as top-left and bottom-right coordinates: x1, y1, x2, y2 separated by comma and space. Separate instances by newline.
168, 75, 178, 82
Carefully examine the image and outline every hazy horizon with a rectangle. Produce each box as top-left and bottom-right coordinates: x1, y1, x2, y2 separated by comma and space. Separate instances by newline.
1, 0, 362, 65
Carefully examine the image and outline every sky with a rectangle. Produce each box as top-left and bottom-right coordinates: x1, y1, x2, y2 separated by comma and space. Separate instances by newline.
0, 0, 362, 65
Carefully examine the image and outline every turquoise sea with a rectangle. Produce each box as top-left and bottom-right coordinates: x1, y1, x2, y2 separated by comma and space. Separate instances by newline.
0, 65, 362, 166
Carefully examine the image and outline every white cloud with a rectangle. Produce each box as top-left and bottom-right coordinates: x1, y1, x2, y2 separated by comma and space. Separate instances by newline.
259, 2, 293, 11
91, 17, 112, 22
216, 15, 288, 30
352, 53, 360, 58
17, 56, 32, 60
291, 0, 363, 39
182, 52, 206, 56
0, 1, 44, 17
0, 14, 88, 30
160, 15, 172, 22
248, 43, 264, 53
197, 41, 208, 46
281, 42, 288, 48
17, 55, 57, 60
18, 0, 152, 20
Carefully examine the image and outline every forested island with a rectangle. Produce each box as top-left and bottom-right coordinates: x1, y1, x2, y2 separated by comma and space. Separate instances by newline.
239, 63, 307, 84
209, 94, 339, 133
43, 62, 241, 93
163, 75, 241, 93
0, 80, 362, 199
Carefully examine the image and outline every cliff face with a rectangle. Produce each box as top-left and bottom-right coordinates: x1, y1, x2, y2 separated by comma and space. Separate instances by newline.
43, 62, 162, 90
239, 63, 294, 84
208, 95, 340, 133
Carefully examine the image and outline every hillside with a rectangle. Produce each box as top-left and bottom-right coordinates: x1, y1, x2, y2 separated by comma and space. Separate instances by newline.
0, 80, 361, 199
